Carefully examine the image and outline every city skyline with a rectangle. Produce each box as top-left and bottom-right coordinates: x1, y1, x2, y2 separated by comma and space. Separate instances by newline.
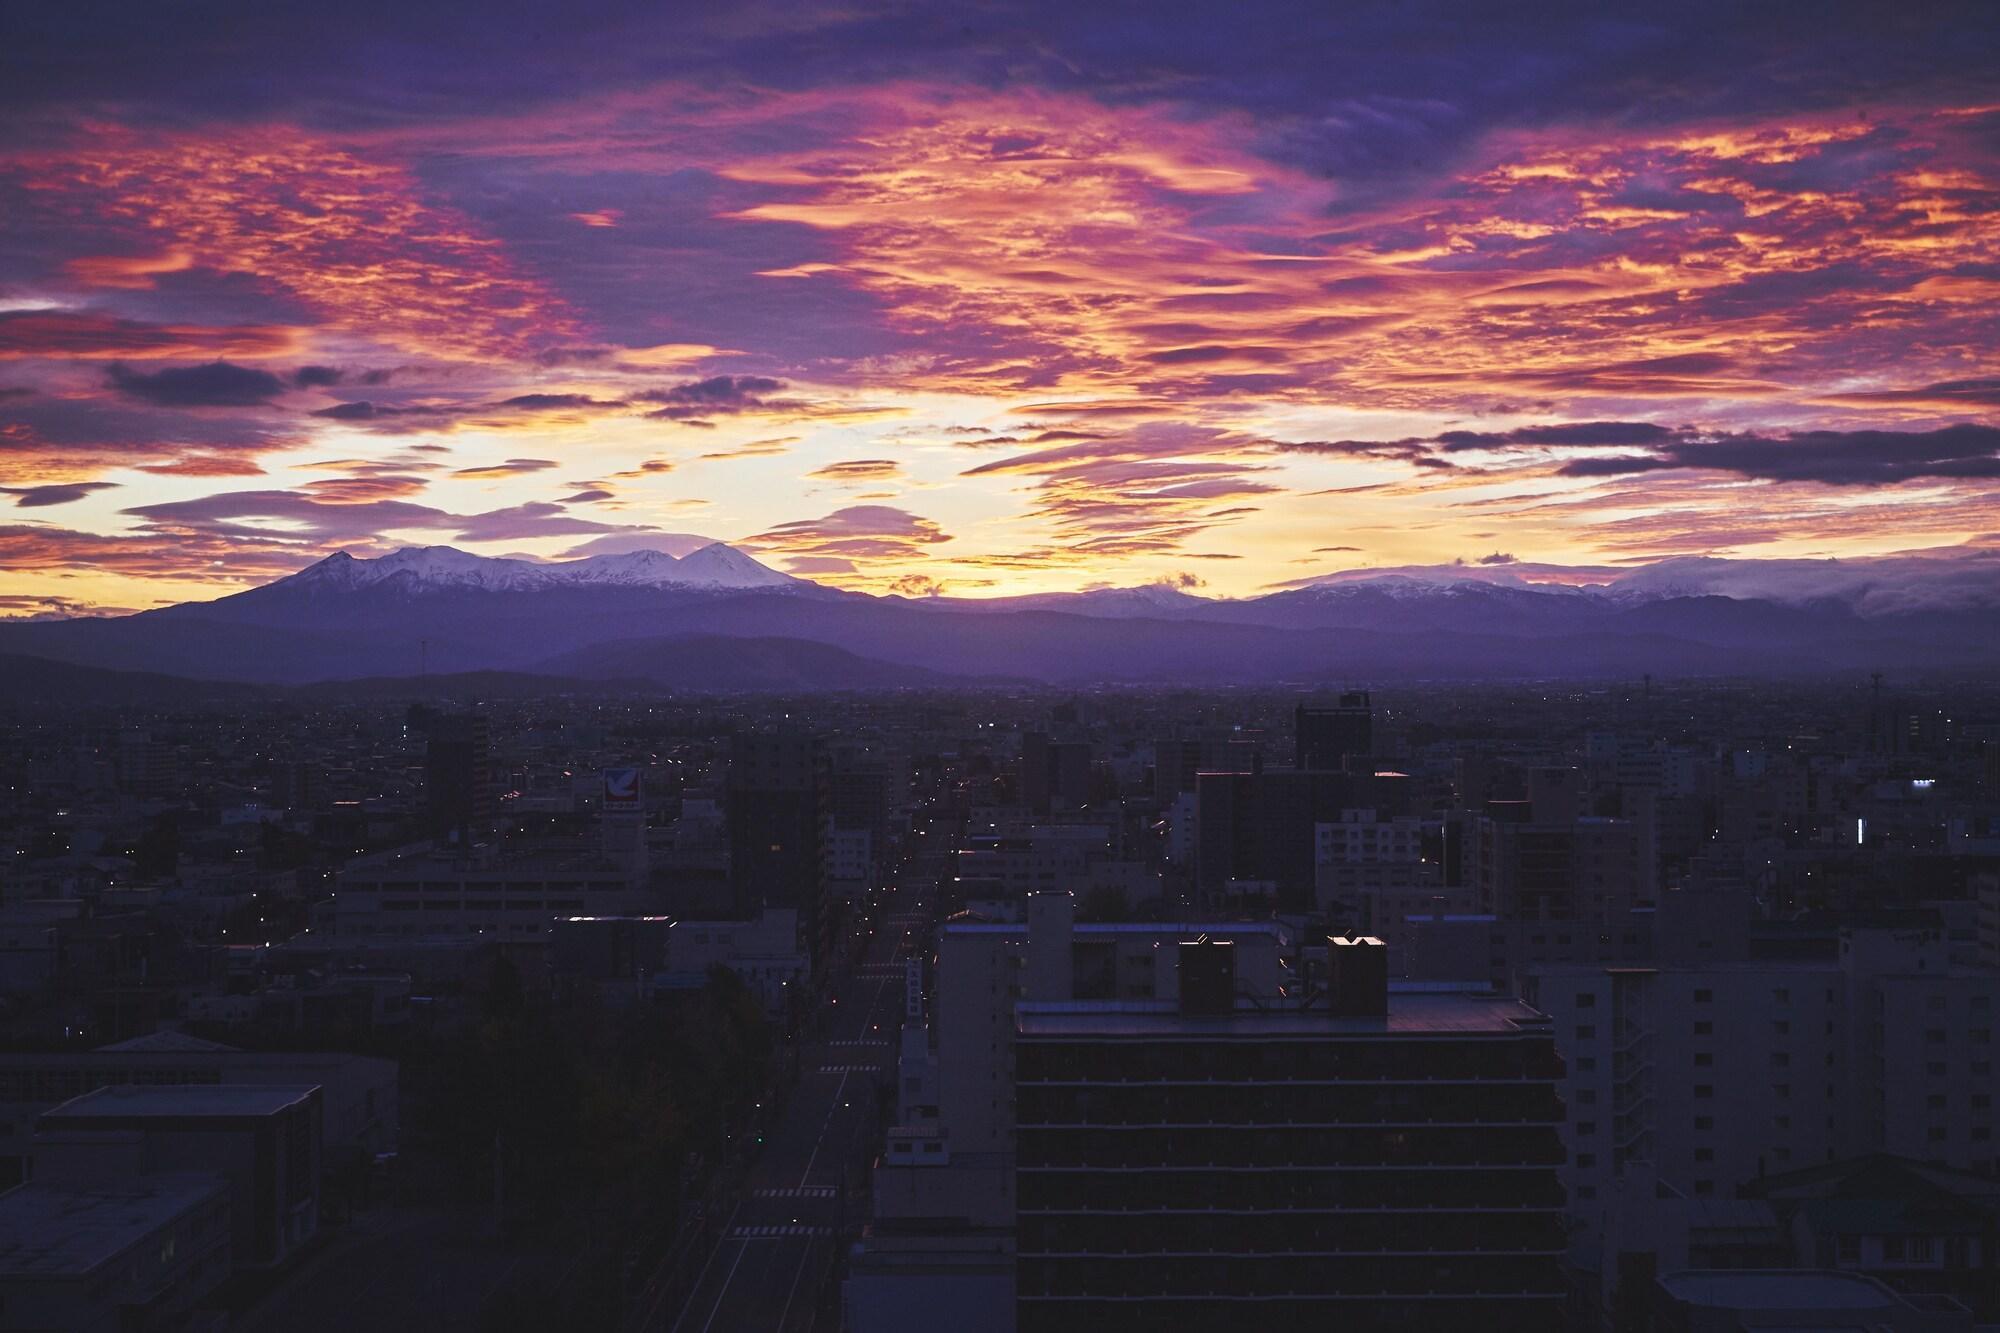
4, 2, 1999, 614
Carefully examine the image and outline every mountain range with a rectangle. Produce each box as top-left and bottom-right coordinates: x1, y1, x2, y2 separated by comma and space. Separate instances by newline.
3, 542, 1998, 692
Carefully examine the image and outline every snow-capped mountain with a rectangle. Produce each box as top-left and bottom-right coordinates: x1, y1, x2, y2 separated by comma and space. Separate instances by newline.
665, 542, 801, 590
5, 545, 1999, 688
281, 542, 800, 594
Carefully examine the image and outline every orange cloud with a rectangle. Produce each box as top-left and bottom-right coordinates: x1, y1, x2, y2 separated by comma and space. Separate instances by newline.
14, 124, 583, 360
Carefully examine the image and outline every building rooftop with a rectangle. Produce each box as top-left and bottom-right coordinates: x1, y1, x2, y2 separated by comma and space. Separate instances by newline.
93, 1031, 240, 1054
0, 1174, 225, 1277
1017, 987, 1549, 1038
41, 1084, 319, 1121
1657, 1269, 1904, 1311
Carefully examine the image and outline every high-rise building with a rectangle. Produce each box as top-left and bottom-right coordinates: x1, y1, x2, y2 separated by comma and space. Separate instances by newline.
1151, 733, 1258, 805
1013, 938, 1568, 1331
423, 712, 492, 842
1021, 732, 1093, 815
727, 730, 826, 927
1295, 691, 1373, 771
1195, 768, 1411, 912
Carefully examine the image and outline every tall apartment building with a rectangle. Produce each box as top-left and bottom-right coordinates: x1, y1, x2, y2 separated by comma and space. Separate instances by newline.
1526, 921, 2000, 1227
1013, 938, 1568, 1332
935, 893, 1289, 1162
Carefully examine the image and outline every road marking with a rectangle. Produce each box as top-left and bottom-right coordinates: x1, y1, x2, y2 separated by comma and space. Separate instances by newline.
751, 1187, 837, 1199
696, 1241, 748, 1333
666, 1199, 743, 1333
798, 1071, 848, 1188
731, 1225, 833, 1238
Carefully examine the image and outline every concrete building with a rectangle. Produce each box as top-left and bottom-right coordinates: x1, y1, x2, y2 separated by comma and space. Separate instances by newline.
0, 1046, 394, 1190
332, 842, 652, 938
1526, 922, 2000, 1234
35, 1084, 322, 1271
0, 1174, 231, 1333
662, 910, 808, 1018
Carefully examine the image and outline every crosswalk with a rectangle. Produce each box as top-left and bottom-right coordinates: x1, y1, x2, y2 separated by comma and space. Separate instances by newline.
752, 1187, 837, 1200
828, 1039, 890, 1048
819, 1063, 882, 1073
732, 1225, 832, 1239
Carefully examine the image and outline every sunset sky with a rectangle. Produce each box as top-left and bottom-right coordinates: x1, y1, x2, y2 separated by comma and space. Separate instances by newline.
2, 1, 1997, 613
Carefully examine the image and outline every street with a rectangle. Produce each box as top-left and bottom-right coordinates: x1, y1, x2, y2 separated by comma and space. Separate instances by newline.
653, 881, 929, 1333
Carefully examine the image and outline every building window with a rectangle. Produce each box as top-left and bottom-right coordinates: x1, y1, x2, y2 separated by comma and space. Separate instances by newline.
1693, 988, 1712, 1002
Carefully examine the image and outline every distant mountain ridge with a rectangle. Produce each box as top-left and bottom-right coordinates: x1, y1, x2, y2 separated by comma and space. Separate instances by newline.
3, 542, 1998, 687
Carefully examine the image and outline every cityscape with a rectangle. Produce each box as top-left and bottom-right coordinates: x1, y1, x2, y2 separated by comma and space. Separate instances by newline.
3, 3, 2000, 1331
